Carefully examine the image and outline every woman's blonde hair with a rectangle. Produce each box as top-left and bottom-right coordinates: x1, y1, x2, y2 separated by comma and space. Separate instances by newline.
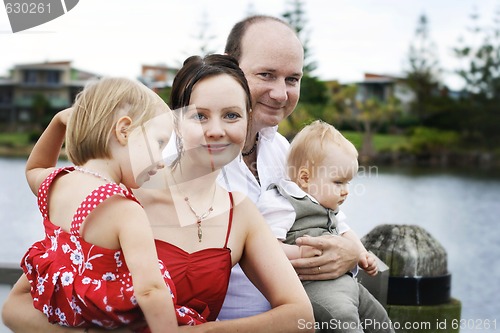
66, 77, 167, 165
287, 120, 358, 183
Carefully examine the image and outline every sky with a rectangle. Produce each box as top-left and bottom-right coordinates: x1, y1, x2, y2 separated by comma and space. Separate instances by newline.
1, 0, 499, 90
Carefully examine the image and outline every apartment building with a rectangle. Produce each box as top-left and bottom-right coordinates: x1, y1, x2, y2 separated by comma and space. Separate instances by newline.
0, 61, 99, 130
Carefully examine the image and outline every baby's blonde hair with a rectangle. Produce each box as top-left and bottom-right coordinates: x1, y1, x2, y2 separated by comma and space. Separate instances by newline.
287, 120, 358, 183
66, 77, 167, 166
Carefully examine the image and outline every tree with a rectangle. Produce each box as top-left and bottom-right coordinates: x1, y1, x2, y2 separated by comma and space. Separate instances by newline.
282, 0, 316, 74
405, 13, 442, 124
332, 85, 401, 161
282, 0, 328, 128
452, 6, 500, 147
180, 9, 217, 62
299, 73, 328, 105
32, 93, 50, 131
195, 10, 217, 56
453, 7, 500, 100
244, 2, 257, 17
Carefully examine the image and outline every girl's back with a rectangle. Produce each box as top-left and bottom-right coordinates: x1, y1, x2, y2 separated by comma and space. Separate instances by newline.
47, 168, 134, 249
22, 167, 152, 328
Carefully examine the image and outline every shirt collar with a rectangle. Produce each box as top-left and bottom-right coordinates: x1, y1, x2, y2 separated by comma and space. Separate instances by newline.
259, 125, 279, 141
277, 178, 320, 204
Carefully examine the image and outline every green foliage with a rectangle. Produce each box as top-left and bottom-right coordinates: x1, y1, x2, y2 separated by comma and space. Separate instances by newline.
329, 83, 402, 157
279, 105, 316, 140
448, 7, 500, 146
300, 75, 328, 105
0, 132, 31, 146
157, 87, 172, 105
405, 127, 460, 154
398, 9, 500, 151
453, 8, 500, 100
32, 93, 51, 129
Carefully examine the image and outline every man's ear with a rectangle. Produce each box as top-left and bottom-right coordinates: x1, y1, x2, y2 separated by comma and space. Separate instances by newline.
297, 167, 310, 189
115, 116, 132, 145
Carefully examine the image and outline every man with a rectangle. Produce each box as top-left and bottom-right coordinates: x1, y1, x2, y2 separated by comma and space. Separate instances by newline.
218, 15, 360, 320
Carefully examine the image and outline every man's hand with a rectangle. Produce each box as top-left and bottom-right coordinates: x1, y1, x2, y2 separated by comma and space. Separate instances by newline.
290, 235, 358, 280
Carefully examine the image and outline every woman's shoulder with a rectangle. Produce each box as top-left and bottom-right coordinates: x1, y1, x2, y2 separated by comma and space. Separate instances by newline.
228, 191, 256, 208
228, 191, 266, 228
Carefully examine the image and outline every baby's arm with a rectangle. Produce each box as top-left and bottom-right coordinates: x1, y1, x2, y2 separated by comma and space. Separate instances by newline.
341, 230, 378, 275
280, 241, 320, 260
259, 186, 324, 261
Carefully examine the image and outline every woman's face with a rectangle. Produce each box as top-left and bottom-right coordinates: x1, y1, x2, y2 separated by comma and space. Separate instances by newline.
178, 74, 248, 171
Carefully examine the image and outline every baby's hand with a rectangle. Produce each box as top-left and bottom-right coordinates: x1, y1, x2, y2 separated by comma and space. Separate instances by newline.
358, 251, 378, 276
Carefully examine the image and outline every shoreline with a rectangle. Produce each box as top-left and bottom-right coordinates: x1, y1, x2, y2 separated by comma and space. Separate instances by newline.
1, 144, 499, 171
0, 145, 34, 159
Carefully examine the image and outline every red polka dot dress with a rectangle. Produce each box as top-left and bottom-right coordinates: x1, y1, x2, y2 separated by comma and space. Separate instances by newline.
21, 167, 206, 329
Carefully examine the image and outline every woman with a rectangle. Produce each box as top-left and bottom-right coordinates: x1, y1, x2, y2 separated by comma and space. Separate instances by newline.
1, 54, 314, 333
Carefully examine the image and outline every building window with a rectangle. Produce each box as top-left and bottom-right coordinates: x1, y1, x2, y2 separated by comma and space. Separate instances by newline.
23, 70, 38, 84
46, 71, 60, 84
0, 90, 12, 104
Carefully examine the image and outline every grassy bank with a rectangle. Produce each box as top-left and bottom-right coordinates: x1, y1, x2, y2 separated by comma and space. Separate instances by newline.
0, 133, 34, 158
0, 132, 412, 155
342, 131, 407, 153
0, 131, 408, 158
2, 132, 497, 169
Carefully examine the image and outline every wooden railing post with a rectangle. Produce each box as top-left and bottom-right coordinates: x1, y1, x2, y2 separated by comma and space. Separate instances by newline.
361, 224, 462, 333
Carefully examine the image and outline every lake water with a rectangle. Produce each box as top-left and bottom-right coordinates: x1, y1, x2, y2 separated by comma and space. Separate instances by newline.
1, 158, 499, 332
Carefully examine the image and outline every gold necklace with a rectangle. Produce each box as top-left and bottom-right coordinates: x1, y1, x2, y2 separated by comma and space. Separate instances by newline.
172, 174, 217, 242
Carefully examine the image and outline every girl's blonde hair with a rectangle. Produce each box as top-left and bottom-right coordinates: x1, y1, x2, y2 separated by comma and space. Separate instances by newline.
66, 77, 167, 165
287, 120, 358, 183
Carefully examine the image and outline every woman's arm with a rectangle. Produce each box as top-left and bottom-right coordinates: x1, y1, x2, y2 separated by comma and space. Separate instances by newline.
2, 275, 134, 333
2, 274, 81, 333
191, 196, 314, 333
25, 108, 72, 195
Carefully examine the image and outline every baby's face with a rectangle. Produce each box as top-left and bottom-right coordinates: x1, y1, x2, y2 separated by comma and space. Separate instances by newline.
305, 147, 359, 210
